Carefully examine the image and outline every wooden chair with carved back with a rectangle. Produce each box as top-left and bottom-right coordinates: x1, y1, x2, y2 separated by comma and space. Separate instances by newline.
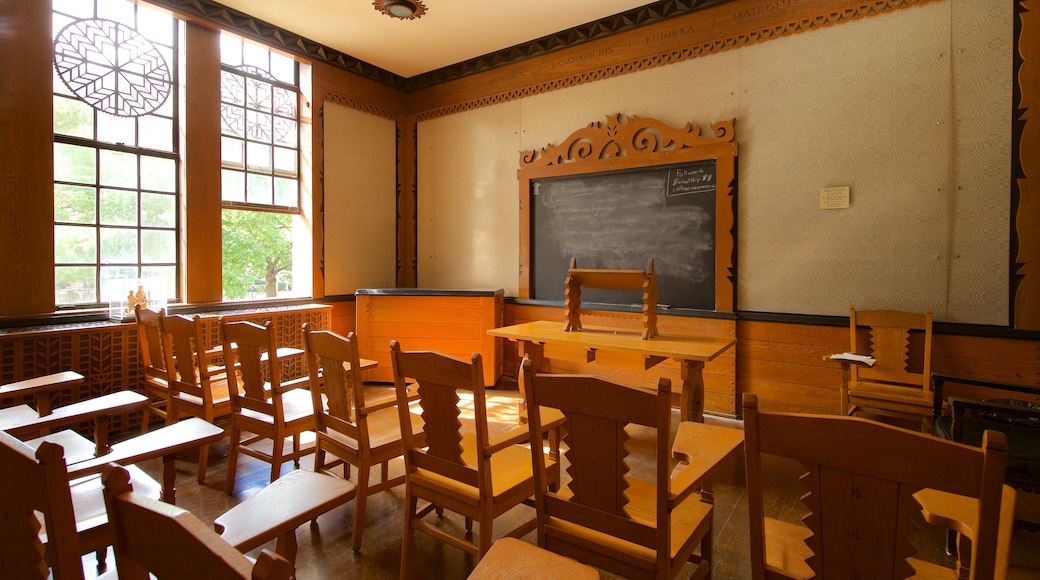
839, 305, 937, 433
221, 318, 316, 494
519, 359, 714, 580
101, 463, 292, 580
743, 392, 1012, 579
390, 341, 558, 577
134, 305, 170, 431
302, 325, 424, 552
161, 311, 235, 483
0, 430, 162, 579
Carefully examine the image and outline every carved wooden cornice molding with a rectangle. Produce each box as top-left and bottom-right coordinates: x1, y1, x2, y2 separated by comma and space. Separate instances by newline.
322, 91, 398, 120
520, 114, 735, 168
416, 0, 937, 122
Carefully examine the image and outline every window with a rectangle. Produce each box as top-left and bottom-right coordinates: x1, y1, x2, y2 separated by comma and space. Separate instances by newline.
52, 0, 179, 307
219, 33, 309, 300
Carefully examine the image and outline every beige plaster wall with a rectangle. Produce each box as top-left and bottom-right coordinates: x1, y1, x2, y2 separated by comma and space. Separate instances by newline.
413, 0, 1010, 324
322, 102, 398, 294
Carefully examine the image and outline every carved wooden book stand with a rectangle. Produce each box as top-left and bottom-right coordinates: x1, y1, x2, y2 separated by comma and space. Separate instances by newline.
562, 257, 658, 339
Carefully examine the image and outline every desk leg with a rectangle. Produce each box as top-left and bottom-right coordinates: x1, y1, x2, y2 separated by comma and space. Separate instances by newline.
680, 360, 705, 423
275, 531, 298, 577
161, 454, 177, 504
516, 341, 545, 417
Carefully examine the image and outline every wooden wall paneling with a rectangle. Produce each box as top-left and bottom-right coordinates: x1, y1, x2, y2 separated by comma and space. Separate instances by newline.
183, 23, 224, 303
1015, 0, 1040, 330
0, 325, 142, 433
0, 0, 55, 316
310, 60, 408, 298
328, 300, 356, 337
397, 113, 418, 287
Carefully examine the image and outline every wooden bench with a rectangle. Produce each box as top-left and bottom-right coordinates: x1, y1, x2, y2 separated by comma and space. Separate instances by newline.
214, 469, 356, 574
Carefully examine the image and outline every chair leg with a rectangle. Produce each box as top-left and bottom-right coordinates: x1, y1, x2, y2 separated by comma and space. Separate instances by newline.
352, 460, 371, 552
225, 422, 240, 495
197, 442, 210, 484
270, 434, 285, 483
292, 433, 301, 469
477, 509, 493, 559
401, 486, 417, 579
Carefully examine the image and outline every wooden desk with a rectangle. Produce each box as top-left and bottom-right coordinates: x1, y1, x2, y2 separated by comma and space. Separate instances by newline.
0, 371, 85, 416
670, 420, 745, 503
214, 469, 356, 573
489, 320, 736, 422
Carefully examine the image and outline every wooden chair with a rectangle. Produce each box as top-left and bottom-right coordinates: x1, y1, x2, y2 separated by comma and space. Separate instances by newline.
742, 392, 1011, 579
221, 319, 316, 494
0, 430, 161, 579
389, 341, 558, 578
302, 325, 423, 552
134, 305, 170, 430
101, 464, 293, 580
162, 311, 235, 483
839, 305, 937, 433
520, 361, 713, 580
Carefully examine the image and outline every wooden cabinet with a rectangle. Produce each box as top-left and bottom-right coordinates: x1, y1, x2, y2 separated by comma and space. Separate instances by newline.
355, 289, 504, 387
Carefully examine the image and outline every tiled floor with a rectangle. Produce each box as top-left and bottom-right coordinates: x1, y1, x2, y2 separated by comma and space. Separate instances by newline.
86, 383, 1040, 579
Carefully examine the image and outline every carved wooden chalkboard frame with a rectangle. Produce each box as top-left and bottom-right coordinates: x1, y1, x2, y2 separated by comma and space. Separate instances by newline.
517, 113, 737, 313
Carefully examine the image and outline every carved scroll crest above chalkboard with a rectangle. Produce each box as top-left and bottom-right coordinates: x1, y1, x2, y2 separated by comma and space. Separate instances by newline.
517, 114, 737, 314
520, 113, 735, 168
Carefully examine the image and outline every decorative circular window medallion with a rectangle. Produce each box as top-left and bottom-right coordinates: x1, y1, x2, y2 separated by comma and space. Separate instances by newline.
53, 18, 172, 117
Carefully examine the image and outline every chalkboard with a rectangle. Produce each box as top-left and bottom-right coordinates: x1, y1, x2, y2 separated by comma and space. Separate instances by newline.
531, 160, 717, 310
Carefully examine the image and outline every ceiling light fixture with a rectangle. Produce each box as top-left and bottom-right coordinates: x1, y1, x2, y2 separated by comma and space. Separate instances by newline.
374, 0, 426, 20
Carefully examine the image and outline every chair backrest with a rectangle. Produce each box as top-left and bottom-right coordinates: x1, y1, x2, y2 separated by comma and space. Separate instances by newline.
220, 319, 282, 415
100, 464, 291, 580
520, 360, 672, 574
389, 340, 488, 489
849, 305, 933, 389
302, 325, 363, 434
135, 305, 169, 383
742, 392, 1007, 579
0, 431, 83, 580
162, 312, 222, 403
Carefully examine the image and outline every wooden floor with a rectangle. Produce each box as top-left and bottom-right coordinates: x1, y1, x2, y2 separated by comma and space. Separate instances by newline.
85, 383, 1040, 579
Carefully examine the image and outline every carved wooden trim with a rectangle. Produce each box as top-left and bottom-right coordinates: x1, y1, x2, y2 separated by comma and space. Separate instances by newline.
322, 90, 398, 121
415, 0, 938, 122
520, 114, 735, 168
1014, 0, 1040, 330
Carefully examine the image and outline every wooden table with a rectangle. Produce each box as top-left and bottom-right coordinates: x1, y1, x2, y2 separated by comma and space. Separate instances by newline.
489, 320, 735, 422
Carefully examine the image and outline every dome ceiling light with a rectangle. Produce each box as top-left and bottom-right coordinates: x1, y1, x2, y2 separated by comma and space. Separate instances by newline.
374, 0, 426, 20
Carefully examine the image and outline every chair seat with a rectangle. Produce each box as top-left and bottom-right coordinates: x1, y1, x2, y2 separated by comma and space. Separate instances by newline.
66, 464, 162, 543
412, 432, 548, 502
324, 406, 422, 451
240, 388, 315, 425
551, 478, 712, 563
171, 376, 233, 408
762, 517, 813, 579
848, 381, 933, 409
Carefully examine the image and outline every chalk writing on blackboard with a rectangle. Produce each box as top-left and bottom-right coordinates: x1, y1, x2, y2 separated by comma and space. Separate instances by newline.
531, 160, 717, 310
667, 162, 716, 196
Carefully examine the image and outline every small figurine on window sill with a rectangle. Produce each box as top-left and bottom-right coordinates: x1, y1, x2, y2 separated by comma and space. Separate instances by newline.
125, 285, 149, 315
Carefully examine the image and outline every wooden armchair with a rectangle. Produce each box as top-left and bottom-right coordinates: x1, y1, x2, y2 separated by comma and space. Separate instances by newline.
135, 305, 171, 430
162, 312, 235, 483
839, 305, 937, 433
389, 341, 557, 577
302, 325, 423, 552
101, 464, 293, 580
520, 360, 713, 580
742, 392, 1012, 579
221, 319, 316, 494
